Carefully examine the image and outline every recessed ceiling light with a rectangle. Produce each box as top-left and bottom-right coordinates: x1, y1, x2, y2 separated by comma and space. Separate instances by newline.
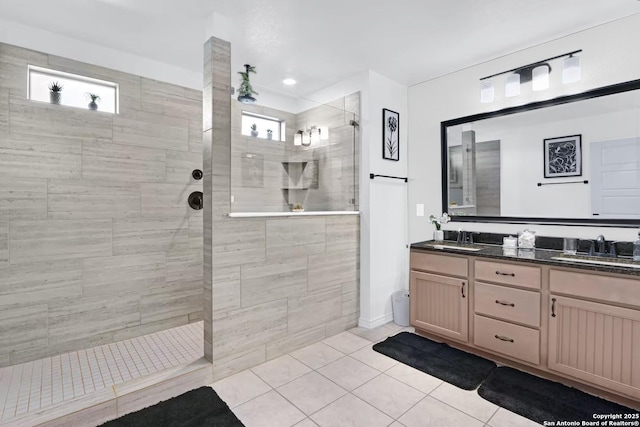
283, 78, 296, 85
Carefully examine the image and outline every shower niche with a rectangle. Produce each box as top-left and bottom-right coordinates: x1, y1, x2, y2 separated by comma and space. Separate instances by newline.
281, 161, 319, 207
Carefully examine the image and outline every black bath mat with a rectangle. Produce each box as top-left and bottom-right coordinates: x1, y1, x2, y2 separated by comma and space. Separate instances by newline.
478, 366, 639, 424
373, 332, 496, 390
101, 386, 244, 427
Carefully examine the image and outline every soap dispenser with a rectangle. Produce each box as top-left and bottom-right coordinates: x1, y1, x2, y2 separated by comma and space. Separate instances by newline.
634, 231, 640, 261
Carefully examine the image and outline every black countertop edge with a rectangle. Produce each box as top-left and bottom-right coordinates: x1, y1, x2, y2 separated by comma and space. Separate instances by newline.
411, 240, 640, 277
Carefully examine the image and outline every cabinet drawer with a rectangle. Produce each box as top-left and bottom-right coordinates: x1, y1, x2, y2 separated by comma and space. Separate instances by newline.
475, 282, 540, 327
475, 260, 540, 289
410, 251, 468, 277
474, 315, 540, 365
550, 269, 640, 308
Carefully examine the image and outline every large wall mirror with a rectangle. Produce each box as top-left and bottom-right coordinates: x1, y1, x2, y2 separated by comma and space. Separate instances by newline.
441, 79, 640, 226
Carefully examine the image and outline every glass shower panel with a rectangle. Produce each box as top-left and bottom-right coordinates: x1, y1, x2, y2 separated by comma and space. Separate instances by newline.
230, 92, 360, 213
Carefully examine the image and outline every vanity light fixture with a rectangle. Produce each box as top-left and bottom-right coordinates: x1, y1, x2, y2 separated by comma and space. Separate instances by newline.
479, 49, 582, 102
294, 126, 329, 147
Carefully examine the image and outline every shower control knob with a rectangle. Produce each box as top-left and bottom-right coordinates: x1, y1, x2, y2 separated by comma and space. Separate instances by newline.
188, 191, 203, 210
192, 169, 203, 180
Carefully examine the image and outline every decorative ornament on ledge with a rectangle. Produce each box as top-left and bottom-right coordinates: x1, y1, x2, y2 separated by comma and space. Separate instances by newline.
237, 64, 258, 104
48, 81, 63, 105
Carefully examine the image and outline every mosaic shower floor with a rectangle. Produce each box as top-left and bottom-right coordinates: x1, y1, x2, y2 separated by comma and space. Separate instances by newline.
0, 321, 204, 423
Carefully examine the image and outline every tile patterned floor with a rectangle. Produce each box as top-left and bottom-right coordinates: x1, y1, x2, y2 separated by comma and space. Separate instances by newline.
211, 323, 542, 427
0, 321, 204, 422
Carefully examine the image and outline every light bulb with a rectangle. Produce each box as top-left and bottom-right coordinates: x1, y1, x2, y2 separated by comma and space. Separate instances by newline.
532, 65, 549, 91
562, 56, 580, 84
505, 73, 520, 97
480, 80, 494, 103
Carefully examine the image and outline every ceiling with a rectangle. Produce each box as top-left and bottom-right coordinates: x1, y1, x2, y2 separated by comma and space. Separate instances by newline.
1, 0, 639, 96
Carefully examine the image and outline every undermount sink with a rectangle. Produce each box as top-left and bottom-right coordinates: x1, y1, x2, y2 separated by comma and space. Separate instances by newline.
550, 255, 640, 269
428, 243, 483, 252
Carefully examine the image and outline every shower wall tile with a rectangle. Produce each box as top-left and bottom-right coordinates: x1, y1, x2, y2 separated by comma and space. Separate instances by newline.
10, 96, 113, 139
140, 182, 201, 217
0, 305, 48, 352
0, 43, 48, 97
0, 88, 8, 135
82, 140, 167, 183
141, 77, 202, 120
287, 287, 342, 334
0, 133, 82, 179
113, 111, 188, 151
166, 150, 203, 184
188, 119, 203, 153
112, 217, 189, 255
212, 299, 287, 359
140, 286, 202, 324
112, 315, 188, 342
265, 218, 326, 259
189, 213, 203, 248
326, 216, 359, 253
341, 281, 359, 316
47, 294, 140, 344
308, 249, 359, 293
211, 265, 241, 314
0, 222, 8, 267
82, 252, 166, 297
47, 179, 141, 219
166, 248, 203, 286
0, 259, 83, 308
211, 219, 266, 267
9, 219, 112, 264
240, 257, 308, 307
325, 312, 359, 337
0, 178, 47, 220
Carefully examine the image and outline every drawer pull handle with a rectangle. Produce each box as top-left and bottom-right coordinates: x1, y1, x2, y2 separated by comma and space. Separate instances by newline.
495, 300, 515, 307
461, 282, 466, 298
496, 271, 515, 277
551, 298, 557, 318
494, 335, 514, 343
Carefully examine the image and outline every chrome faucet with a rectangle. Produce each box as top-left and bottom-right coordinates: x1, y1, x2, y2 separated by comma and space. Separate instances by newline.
596, 235, 606, 255
457, 229, 477, 245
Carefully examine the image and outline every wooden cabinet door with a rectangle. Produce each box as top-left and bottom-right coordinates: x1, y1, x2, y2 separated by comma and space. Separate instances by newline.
548, 295, 640, 399
410, 271, 468, 342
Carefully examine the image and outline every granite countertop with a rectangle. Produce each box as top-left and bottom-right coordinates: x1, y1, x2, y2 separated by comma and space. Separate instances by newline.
410, 240, 640, 277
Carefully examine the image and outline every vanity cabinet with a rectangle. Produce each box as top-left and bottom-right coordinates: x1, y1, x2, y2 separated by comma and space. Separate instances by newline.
410, 271, 469, 342
548, 270, 640, 399
409, 252, 469, 342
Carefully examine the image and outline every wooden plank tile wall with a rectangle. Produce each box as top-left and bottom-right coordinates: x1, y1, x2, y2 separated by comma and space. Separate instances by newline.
203, 37, 361, 380
0, 42, 203, 367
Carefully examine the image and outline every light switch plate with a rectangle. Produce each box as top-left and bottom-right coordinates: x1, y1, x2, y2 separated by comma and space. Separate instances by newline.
416, 204, 424, 216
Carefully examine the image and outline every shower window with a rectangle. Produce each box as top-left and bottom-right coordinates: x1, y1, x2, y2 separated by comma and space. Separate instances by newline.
241, 112, 285, 140
28, 65, 119, 113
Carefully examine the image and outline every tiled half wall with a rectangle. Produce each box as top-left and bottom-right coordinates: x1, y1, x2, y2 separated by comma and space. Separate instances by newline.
0, 42, 204, 367
203, 37, 361, 380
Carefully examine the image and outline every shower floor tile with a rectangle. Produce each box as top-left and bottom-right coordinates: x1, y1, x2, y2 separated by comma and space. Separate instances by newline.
0, 321, 204, 423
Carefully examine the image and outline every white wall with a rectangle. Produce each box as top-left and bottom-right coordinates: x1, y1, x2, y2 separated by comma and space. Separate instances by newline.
0, 17, 201, 89
360, 71, 409, 328
409, 13, 640, 243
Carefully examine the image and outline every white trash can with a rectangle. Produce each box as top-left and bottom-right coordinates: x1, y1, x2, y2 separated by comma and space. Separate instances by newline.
392, 290, 410, 327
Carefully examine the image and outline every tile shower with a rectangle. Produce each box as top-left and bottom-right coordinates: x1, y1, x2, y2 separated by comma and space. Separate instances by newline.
0, 37, 362, 423
0, 42, 204, 368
